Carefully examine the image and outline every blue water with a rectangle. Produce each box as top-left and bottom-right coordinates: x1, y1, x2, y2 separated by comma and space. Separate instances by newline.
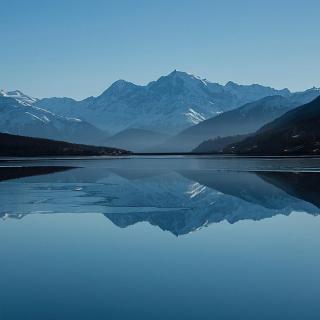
1, 157, 320, 320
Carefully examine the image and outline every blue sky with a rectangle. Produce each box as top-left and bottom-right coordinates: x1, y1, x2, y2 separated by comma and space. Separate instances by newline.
1, 0, 319, 99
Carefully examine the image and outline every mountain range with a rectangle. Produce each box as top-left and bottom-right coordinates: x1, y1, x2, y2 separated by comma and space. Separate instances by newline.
154, 90, 320, 152
1, 71, 320, 153
224, 95, 320, 155
0, 90, 108, 145
36, 70, 292, 135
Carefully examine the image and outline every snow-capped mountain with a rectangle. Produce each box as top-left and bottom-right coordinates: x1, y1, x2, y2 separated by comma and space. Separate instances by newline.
3, 73, 318, 151
0, 91, 108, 145
36, 70, 292, 134
154, 88, 320, 152
0, 89, 38, 105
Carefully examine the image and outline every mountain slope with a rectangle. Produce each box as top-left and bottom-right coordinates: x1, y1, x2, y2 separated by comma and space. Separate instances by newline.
224, 95, 320, 155
36, 70, 291, 134
103, 128, 169, 152
0, 132, 130, 156
192, 134, 249, 153
155, 90, 320, 152
0, 93, 108, 145
0, 89, 38, 105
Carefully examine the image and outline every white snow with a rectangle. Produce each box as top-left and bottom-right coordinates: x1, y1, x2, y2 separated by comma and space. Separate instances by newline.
0, 91, 96, 141
184, 108, 206, 124
0, 89, 38, 105
25, 112, 48, 124
186, 182, 207, 198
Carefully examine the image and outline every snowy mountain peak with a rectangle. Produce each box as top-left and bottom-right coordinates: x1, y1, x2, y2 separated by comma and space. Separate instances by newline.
99, 79, 139, 99
0, 90, 106, 145
0, 89, 38, 105
168, 69, 194, 78
35, 71, 311, 135
110, 79, 134, 88
107, 79, 136, 91
166, 70, 210, 84
225, 81, 238, 87
148, 70, 212, 96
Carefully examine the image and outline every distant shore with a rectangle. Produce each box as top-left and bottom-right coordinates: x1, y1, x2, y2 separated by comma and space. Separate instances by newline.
2, 153, 320, 161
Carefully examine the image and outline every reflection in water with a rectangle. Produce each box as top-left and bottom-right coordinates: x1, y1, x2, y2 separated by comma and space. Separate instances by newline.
0, 166, 74, 182
1, 160, 320, 235
2, 158, 320, 320
258, 171, 320, 208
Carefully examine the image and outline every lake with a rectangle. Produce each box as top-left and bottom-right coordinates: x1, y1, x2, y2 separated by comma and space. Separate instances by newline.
1, 156, 320, 320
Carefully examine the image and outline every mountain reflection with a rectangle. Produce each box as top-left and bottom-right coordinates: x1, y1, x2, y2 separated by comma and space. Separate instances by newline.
0, 166, 74, 182
1, 165, 320, 235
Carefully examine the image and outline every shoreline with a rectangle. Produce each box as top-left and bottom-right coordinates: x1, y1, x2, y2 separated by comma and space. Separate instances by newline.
1, 153, 320, 161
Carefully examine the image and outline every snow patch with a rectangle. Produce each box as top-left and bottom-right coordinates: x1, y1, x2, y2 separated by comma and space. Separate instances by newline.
25, 112, 48, 124
184, 108, 206, 124
186, 182, 207, 198
0, 89, 38, 105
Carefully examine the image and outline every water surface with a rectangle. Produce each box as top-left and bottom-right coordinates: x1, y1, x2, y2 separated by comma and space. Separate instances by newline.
1, 156, 320, 319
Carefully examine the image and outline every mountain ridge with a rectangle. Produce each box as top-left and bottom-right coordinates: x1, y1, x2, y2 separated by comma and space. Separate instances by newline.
224, 96, 320, 155
35, 70, 293, 135
0, 92, 109, 145
0, 132, 130, 156
152, 90, 320, 152
3, 72, 319, 153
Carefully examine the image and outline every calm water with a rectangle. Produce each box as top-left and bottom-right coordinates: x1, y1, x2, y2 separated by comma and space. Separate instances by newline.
1, 156, 320, 320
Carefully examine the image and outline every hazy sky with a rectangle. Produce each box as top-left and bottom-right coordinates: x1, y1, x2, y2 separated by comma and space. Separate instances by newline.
1, 0, 319, 99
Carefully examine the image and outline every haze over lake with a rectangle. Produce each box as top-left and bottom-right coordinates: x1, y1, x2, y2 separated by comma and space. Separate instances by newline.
1, 156, 320, 319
